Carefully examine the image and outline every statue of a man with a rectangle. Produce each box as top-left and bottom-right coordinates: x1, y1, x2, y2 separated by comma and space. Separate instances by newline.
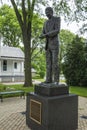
40, 7, 61, 84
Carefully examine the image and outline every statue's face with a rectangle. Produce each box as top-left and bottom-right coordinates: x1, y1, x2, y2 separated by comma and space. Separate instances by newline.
45, 9, 53, 19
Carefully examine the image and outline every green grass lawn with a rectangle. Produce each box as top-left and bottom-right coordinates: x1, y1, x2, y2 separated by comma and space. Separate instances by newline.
60, 79, 87, 97
0, 84, 34, 93
0, 83, 87, 98
69, 86, 87, 97
33, 75, 44, 82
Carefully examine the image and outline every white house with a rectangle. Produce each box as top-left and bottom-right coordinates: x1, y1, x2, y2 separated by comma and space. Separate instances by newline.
0, 45, 25, 82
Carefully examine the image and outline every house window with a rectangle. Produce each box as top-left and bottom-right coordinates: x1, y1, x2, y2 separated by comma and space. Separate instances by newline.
3, 60, 7, 71
14, 62, 17, 69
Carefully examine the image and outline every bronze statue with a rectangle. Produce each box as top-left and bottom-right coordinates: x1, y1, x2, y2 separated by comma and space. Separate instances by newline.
40, 7, 61, 84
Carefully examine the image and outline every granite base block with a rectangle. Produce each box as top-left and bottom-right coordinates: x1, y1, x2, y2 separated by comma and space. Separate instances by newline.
35, 83, 69, 96
26, 92, 78, 130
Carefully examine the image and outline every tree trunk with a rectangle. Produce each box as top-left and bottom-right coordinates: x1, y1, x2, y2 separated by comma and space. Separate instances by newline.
23, 23, 32, 87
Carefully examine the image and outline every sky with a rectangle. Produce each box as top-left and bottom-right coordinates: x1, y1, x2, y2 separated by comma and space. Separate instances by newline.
60, 14, 86, 39
61, 18, 83, 35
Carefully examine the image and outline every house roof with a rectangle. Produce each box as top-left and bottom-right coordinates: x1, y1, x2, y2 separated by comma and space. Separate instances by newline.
0, 46, 24, 59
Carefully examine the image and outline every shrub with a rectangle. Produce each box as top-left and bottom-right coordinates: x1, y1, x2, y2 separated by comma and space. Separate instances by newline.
39, 71, 45, 78
62, 35, 87, 87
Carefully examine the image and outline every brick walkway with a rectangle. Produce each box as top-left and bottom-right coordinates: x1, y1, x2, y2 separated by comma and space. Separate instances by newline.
0, 96, 87, 130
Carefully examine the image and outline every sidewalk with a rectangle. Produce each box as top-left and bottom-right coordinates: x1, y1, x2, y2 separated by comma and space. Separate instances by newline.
2, 80, 41, 85
0, 96, 87, 130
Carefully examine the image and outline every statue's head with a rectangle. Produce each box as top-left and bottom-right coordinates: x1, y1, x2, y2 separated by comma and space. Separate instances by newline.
45, 7, 53, 19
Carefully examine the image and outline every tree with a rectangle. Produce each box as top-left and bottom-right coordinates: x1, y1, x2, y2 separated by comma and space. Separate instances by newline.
59, 29, 75, 73
62, 35, 87, 86
74, 0, 87, 35
0, 1, 34, 86
52, 0, 87, 34
0, 4, 22, 47
74, 0, 87, 21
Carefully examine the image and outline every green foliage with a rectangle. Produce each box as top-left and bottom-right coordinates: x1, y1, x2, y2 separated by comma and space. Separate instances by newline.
62, 35, 87, 87
60, 30, 75, 45
59, 29, 75, 73
0, 5, 44, 53
0, 84, 6, 91
0, 4, 22, 47
59, 29, 75, 60
32, 51, 46, 79
31, 14, 45, 60
52, 0, 72, 21
39, 71, 45, 78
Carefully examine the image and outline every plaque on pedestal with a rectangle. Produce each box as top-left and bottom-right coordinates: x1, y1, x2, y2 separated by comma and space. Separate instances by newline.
30, 99, 42, 125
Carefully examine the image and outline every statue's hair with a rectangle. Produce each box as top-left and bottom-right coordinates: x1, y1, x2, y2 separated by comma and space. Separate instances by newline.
45, 7, 53, 14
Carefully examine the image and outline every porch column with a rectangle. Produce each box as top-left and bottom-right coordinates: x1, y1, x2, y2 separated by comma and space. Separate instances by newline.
20, 61, 24, 74
0, 60, 1, 82
0, 34, 2, 81
12, 61, 14, 82
20, 62, 22, 73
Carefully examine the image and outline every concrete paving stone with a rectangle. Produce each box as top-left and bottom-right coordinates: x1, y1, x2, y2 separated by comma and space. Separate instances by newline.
0, 96, 87, 130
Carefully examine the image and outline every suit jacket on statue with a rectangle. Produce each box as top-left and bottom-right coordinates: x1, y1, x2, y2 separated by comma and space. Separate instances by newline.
43, 16, 60, 50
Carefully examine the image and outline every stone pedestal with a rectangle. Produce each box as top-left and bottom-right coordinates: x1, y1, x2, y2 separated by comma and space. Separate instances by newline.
26, 84, 78, 130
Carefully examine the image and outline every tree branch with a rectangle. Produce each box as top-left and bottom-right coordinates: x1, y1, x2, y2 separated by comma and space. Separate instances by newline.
31, 49, 43, 60
31, 42, 40, 55
22, 0, 27, 26
31, 0, 36, 13
27, 0, 31, 11
28, 0, 35, 23
10, 0, 23, 31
